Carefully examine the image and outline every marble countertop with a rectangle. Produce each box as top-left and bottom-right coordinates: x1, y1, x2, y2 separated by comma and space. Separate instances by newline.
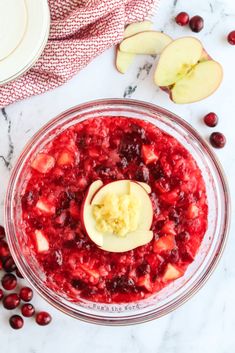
0, 0, 235, 352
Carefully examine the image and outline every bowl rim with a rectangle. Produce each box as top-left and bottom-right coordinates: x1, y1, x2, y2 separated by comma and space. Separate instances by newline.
4, 98, 231, 325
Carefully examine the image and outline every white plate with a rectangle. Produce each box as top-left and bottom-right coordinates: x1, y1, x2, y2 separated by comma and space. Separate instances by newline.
0, 0, 50, 85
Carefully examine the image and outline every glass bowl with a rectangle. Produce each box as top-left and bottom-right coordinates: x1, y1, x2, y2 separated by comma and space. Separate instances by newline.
5, 99, 230, 325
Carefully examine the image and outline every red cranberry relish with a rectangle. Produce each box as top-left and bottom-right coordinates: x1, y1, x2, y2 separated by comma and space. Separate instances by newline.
20, 117, 208, 303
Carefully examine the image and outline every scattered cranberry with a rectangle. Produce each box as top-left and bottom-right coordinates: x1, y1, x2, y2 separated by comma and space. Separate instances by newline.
203, 112, 218, 127
0, 289, 4, 300
0, 240, 10, 258
175, 12, 189, 26
1, 273, 17, 291
9, 315, 24, 330
20, 287, 33, 302
21, 303, 35, 317
36, 311, 52, 326
0, 225, 5, 240
227, 31, 235, 45
210, 132, 226, 148
3, 293, 20, 310
189, 15, 204, 32
3, 256, 16, 273
16, 268, 24, 279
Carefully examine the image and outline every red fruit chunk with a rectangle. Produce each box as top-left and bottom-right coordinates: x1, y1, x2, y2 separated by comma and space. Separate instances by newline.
210, 132, 226, 148
175, 12, 189, 26
36, 311, 52, 326
203, 112, 218, 127
153, 235, 176, 253
21, 303, 35, 317
1, 274, 17, 290
0, 225, 5, 240
9, 315, 24, 330
227, 31, 235, 45
0, 240, 10, 258
162, 263, 184, 282
19, 287, 33, 302
3, 293, 20, 309
141, 145, 159, 165
161, 220, 176, 235
31, 153, 55, 173
34, 230, 49, 253
0, 289, 4, 300
3, 256, 16, 273
189, 15, 204, 32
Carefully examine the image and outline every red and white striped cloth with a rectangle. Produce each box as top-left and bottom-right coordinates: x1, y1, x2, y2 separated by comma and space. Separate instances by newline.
0, 0, 158, 107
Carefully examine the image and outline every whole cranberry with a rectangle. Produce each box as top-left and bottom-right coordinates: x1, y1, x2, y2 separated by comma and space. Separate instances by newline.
1, 273, 17, 290
189, 15, 204, 32
0, 289, 4, 300
175, 12, 189, 26
0, 240, 10, 258
227, 31, 235, 45
3, 293, 20, 310
9, 315, 24, 330
3, 256, 16, 273
16, 268, 24, 279
203, 112, 218, 127
210, 132, 226, 148
36, 311, 52, 326
21, 303, 35, 317
19, 287, 33, 302
0, 225, 5, 240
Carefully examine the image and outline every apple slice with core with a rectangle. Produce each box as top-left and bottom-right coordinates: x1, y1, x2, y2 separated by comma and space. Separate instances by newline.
154, 37, 203, 86
82, 180, 153, 252
154, 37, 223, 104
116, 21, 153, 74
171, 60, 223, 104
120, 31, 172, 55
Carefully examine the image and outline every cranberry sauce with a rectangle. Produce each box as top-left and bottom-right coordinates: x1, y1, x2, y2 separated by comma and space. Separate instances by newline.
20, 117, 208, 303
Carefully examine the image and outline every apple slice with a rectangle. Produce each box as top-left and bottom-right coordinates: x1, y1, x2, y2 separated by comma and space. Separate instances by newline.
34, 230, 49, 253
154, 37, 223, 104
137, 182, 151, 194
154, 37, 203, 86
124, 21, 153, 38
81, 180, 153, 252
116, 21, 153, 74
171, 60, 223, 103
120, 31, 172, 55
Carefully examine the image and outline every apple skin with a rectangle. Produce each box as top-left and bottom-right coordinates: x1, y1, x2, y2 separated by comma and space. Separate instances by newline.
199, 48, 212, 62
160, 86, 170, 94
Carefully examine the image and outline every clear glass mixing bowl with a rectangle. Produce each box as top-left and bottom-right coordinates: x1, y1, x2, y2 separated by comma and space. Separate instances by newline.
5, 99, 230, 325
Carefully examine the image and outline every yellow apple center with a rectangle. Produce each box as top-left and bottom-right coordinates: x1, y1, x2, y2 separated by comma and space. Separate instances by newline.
92, 193, 140, 237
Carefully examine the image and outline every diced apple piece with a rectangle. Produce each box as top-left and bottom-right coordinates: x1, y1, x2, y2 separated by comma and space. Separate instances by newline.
124, 21, 153, 38
36, 198, 55, 215
119, 31, 172, 55
154, 37, 203, 86
187, 204, 199, 219
171, 60, 223, 104
34, 230, 49, 253
31, 153, 55, 174
153, 235, 175, 253
161, 220, 176, 235
162, 263, 183, 282
57, 151, 74, 166
116, 21, 153, 74
137, 274, 152, 292
141, 145, 159, 165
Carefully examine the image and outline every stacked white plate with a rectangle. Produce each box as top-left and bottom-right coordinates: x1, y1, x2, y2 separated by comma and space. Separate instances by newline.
0, 0, 50, 85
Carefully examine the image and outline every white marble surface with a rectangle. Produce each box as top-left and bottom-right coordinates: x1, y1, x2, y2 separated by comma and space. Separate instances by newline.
0, 0, 235, 351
